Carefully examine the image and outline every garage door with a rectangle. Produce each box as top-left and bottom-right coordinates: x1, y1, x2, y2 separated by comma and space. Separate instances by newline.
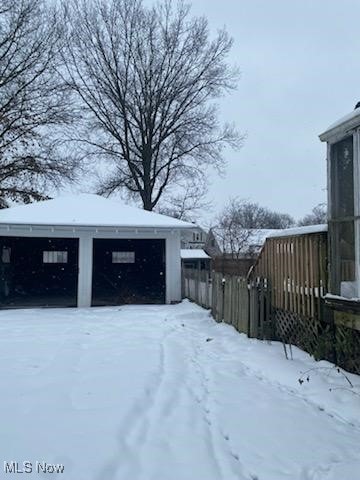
92, 239, 165, 306
0, 236, 79, 308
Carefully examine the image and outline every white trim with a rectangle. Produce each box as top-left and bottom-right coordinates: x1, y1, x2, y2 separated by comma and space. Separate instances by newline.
165, 231, 181, 303
319, 110, 360, 143
78, 234, 93, 307
327, 142, 332, 221
354, 129, 360, 298
0, 224, 177, 237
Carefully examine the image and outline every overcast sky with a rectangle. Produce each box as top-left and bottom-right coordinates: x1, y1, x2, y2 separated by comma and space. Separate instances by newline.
183, 0, 360, 223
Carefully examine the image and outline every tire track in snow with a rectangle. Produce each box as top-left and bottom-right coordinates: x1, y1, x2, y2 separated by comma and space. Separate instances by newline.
186, 337, 248, 480
132, 319, 235, 480
186, 343, 225, 480
96, 322, 180, 480
126, 321, 209, 479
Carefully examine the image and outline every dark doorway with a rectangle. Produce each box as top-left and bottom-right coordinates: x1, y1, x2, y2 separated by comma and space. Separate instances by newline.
0, 237, 79, 308
92, 239, 165, 306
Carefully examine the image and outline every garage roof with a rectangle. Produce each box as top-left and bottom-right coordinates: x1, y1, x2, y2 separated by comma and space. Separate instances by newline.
0, 194, 195, 229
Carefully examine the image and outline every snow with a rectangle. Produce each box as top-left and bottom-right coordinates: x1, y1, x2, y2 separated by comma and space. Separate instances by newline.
0, 194, 194, 229
321, 108, 360, 137
181, 248, 210, 259
0, 301, 359, 480
325, 293, 360, 303
267, 224, 328, 238
246, 228, 280, 245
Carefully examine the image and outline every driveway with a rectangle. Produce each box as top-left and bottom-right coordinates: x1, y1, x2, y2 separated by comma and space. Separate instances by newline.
0, 302, 359, 479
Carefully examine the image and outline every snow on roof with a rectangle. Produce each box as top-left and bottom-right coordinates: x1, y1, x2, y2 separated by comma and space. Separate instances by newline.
0, 194, 195, 229
247, 229, 280, 245
319, 108, 360, 140
266, 224, 328, 238
181, 249, 210, 259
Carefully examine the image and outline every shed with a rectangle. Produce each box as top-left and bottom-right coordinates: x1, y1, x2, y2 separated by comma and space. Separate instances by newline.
0, 194, 193, 308
180, 248, 211, 271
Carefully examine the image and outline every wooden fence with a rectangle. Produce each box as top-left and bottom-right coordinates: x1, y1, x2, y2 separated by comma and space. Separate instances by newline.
248, 232, 328, 320
183, 230, 360, 374
183, 268, 269, 337
182, 268, 212, 309
184, 231, 327, 336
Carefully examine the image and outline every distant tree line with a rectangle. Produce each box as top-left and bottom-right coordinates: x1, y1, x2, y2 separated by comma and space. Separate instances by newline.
213, 199, 327, 258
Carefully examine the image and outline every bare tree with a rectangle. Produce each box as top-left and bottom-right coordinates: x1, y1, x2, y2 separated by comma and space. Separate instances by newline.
298, 203, 327, 226
228, 200, 295, 229
0, 0, 77, 207
213, 199, 257, 259
213, 198, 295, 258
62, 0, 241, 211
156, 177, 211, 222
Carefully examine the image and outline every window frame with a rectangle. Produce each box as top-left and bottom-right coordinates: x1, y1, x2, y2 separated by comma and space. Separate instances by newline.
328, 130, 360, 298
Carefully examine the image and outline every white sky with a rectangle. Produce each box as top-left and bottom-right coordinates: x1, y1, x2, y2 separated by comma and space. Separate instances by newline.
185, 0, 360, 222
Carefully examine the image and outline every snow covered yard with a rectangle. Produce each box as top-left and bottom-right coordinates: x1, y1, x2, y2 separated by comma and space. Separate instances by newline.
0, 301, 359, 480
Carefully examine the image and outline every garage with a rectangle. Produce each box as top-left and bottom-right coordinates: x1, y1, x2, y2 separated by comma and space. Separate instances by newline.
0, 236, 79, 308
0, 194, 192, 308
92, 238, 165, 306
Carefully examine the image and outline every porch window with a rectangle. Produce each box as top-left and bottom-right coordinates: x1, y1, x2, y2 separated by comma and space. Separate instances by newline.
329, 135, 358, 298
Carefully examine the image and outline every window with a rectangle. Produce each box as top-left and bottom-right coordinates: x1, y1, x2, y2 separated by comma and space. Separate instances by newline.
112, 251, 135, 263
1, 247, 11, 263
329, 135, 359, 298
43, 251, 68, 263
331, 136, 354, 218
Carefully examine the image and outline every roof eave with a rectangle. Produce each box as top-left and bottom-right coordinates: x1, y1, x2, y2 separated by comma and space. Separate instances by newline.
0, 222, 194, 232
319, 115, 360, 143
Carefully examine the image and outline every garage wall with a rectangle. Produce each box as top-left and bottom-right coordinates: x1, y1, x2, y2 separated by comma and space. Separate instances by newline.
165, 230, 181, 303
0, 225, 183, 307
